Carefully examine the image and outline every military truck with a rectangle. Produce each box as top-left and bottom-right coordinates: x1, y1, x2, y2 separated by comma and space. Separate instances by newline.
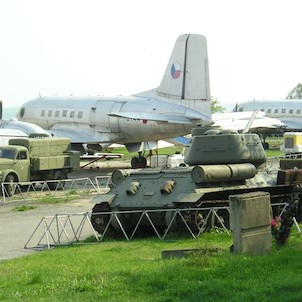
0, 137, 80, 196
90, 127, 302, 236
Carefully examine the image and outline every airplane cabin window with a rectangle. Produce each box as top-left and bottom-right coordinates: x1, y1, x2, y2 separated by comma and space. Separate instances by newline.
260, 109, 264, 112
289, 109, 293, 114
48, 110, 52, 117
267, 109, 271, 113
41, 110, 45, 117
297, 109, 301, 114
282, 109, 286, 113
70, 111, 75, 118
274, 109, 278, 113
55, 110, 60, 117
63, 110, 67, 117
78, 111, 83, 118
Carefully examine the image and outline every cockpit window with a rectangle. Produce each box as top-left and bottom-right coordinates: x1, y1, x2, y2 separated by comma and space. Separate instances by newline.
0, 149, 16, 159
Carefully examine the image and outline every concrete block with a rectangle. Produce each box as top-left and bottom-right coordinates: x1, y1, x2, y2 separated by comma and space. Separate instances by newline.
229, 191, 272, 255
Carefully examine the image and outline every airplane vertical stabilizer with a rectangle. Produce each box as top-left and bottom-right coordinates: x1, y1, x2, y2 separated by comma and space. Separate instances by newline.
157, 34, 211, 117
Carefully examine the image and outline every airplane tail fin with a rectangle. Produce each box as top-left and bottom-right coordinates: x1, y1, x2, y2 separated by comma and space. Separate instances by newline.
157, 34, 211, 117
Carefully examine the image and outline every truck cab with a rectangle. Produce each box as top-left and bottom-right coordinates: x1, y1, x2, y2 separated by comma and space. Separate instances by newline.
0, 145, 31, 183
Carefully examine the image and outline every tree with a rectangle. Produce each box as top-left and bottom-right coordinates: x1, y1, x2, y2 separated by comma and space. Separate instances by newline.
286, 83, 302, 99
211, 97, 225, 113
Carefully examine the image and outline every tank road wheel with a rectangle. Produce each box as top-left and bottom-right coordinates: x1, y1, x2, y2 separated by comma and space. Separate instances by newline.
194, 210, 209, 233
91, 203, 111, 234
195, 209, 230, 232
4, 174, 16, 197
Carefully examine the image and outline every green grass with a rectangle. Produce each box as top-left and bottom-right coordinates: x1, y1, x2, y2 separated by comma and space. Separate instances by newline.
266, 149, 284, 158
12, 205, 37, 212
0, 232, 301, 301
110, 144, 284, 162
111, 146, 185, 161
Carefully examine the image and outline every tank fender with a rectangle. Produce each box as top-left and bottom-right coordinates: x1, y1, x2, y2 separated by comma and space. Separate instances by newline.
91, 194, 116, 205
173, 192, 205, 204
0, 169, 20, 183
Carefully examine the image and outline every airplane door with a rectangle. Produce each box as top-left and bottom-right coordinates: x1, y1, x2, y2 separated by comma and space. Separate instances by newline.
90, 105, 97, 128
109, 102, 122, 132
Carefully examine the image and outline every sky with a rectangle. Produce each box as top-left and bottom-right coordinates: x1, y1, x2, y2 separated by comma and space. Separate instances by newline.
0, 0, 302, 112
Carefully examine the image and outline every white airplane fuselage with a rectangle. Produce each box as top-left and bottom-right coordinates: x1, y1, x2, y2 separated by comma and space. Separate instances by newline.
18, 95, 205, 146
236, 100, 302, 131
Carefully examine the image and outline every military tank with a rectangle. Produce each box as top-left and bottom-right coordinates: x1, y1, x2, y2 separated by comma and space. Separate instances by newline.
91, 127, 302, 235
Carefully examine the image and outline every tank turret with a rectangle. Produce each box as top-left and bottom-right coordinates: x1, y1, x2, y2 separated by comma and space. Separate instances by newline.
184, 127, 267, 169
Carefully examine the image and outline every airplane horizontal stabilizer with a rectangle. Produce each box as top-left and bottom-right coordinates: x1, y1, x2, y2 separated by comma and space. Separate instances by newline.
166, 136, 191, 146
125, 142, 158, 153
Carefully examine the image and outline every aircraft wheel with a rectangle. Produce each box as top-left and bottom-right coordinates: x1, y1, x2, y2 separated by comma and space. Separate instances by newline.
131, 156, 147, 168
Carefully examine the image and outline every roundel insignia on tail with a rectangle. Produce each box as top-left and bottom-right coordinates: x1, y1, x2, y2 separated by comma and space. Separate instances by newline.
171, 62, 181, 79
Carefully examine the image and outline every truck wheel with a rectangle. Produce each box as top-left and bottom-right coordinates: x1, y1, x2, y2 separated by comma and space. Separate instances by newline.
48, 171, 67, 190
4, 174, 15, 197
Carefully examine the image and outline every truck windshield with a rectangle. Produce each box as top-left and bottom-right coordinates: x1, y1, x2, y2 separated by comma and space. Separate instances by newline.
0, 149, 16, 159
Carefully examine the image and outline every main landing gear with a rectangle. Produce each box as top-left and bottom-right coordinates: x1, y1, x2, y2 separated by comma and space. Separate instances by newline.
131, 152, 147, 168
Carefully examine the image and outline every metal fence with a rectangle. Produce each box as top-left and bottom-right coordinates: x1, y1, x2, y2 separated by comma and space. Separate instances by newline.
24, 206, 231, 250
0, 176, 111, 203
24, 203, 301, 250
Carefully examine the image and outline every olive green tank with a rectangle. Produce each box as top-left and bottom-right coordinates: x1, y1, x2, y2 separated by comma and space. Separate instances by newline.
91, 127, 302, 235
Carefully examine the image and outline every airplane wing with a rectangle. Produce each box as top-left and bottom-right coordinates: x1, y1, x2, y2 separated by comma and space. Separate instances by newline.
46, 129, 92, 142
108, 112, 198, 124
212, 111, 285, 132
279, 119, 302, 130
47, 127, 111, 143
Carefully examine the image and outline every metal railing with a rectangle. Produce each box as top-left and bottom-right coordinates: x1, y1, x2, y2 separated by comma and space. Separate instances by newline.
24, 202, 302, 250
24, 206, 231, 249
0, 176, 111, 203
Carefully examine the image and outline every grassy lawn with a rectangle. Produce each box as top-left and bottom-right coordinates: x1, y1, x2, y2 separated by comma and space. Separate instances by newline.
0, 231, 301, 302
110, 134, 285, 159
